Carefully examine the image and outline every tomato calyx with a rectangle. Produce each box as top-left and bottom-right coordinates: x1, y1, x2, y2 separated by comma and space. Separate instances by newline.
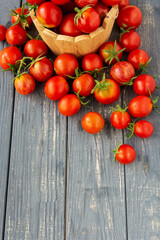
74, 5, 92, 25
91, 73, 110, 94
75, 90, 90, 106
126, 118, 140, 139
0, 62, 20, 75
119, 27, 134, 41
9, 4, 31, 29
137, 57, 152, 75
24, 2, 38, 15
25, 54, 46, 69
103, 40, 125, 65
149, 90, 160, 114
109, 103, 128, 114
113, 143, 121, 162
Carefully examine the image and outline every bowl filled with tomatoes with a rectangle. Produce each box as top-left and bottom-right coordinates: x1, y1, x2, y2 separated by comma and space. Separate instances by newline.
30, 0, 119, 58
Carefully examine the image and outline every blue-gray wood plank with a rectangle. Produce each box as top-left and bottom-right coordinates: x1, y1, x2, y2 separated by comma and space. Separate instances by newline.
0, 0, 160, 239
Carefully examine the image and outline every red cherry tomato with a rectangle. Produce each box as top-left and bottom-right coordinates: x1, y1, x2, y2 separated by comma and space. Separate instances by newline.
133, 120, 154, 138
110, 110, 131, 129
133, 74, 156, 96
54, 53, 79, 78
101, 0, 120, 6
24, 39, 48, 59
11, 7, 32, 28
128, 96, 153, 118
6, 25, 28, 46
14, 73, 36, 95
119, 30, 141, 52
75, 6, 101, 33
73, 74, 95, 96
128, 49, 149, 70
29, 58, 54, 82
99, 41, 124, 65
45, 76, 69, 101
82, 53, 103, 72
0, 46, 22, 70
115, 144, 136, 164
110, 61, 135, 85
59, 13, 83, 37
94, 2, 109, 19
58, 94, 81, 116
74, 0, 98, 8
119, 0, 129, 8
26, 0, 45, 5
81, 112, 105, 134
93, 78, 120, 104
0, 25, 7, 41
51, 0, 70, 5
36, 2, 63, 28
116, 5, 142, 30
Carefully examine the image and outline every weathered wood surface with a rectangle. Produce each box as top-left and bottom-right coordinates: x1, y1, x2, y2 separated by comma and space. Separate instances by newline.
0, 0, 160, 240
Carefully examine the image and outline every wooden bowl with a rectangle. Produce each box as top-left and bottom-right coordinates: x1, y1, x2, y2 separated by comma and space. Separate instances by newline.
30, 5, 119, 58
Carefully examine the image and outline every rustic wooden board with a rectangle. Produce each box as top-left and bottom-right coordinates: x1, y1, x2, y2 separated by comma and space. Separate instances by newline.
0, 0, 20, 239
3, 1, 67, 239
124, 0, 160, 239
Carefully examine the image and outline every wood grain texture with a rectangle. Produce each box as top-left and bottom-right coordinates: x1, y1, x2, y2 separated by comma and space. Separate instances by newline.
0, 0, 20, 239
124, 0, 160, 239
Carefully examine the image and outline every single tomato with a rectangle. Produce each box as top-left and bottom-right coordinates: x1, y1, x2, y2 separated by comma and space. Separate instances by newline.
127, 120, 154, 138
36, 2, 63, 28
54, 53, 79, 78
29, 58, 54, 82
133, 74, 156, 96
0, 46, 22, 70
128, 49, 149, 70
110, 61, 135, 85
14, 73, 36, 95
59, 13, 83, 37
74, 6, 101, 33
0, 25, 7, 41
24, 39, 48, 59
119, 29, 141, 52
45, 76, 69, 100
6, 25, 28, 46
81, 112, 105, 134
114, 144, 136, 164
58, 94, 81, 116
110, 105, 131, 129
82, 53, 103, 72
73, 73, 95, 96
11, 7, 32, 28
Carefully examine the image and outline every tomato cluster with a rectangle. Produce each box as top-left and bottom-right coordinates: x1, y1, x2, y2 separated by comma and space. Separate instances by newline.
0, 0, 159, 165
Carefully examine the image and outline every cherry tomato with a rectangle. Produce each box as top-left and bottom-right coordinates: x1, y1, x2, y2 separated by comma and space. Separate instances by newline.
133, 120, 154, 138
0, 25, 7, 41
45, 76, 69, 101
6, 25, 28, 46
51, 0, 70, 5
94, 2, 109, 19
59, 13, 83, 37
101, 0, 120, 6
128, 96, 153, 118
110, 110, 131, 129
26, 0, 45, 5
73, 74, 95, 96
14, 73, 36, 95
81, 112, 105, 134
82, 53, 103, 72
0, 46, 22, 70
36, 2, 63, 28
114, 144, 136, 164
119, 30, 141, 52
133, 74, 156, 96
128, 49, 149, 70
29, 58, 54, 82
99, 41, 124, 65
54, 53, 79, 78
11, 7, 32, 28
24, 39, 48, 59
93, 77, 120, 104
116, 5, 142, 30
110, 61, 135, 85
75, 6, 101, 33
119, 0, 129, 8
74, 0, 98, 8
58, 94, 81, 116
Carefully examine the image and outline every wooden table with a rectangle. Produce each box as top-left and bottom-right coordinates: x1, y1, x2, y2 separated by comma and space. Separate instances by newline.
0, 0, 160, 239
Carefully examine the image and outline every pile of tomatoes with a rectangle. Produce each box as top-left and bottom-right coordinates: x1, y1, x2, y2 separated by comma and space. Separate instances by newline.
0, 0, 159, 165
